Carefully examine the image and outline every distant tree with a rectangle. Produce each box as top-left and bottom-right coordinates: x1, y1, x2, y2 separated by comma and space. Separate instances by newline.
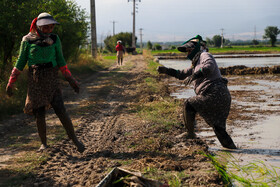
170, 45, 176, 50
252, 39, 259, 45
153, 43, 162, 50
104, 32, 136, 52
224, 39, 231, 46
146, 40, 153, 50
205, 37, 213, 46
212, 35, 223, 47
0, 0, 43, 75
263, 26, 280, 47
104, 35, 114, 52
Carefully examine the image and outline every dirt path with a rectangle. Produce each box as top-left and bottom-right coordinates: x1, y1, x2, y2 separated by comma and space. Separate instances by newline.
0, 55, 223, 186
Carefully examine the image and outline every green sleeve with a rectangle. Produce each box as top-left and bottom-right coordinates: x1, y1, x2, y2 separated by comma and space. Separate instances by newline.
15, 41, 29, 71
55, 36, 67, 67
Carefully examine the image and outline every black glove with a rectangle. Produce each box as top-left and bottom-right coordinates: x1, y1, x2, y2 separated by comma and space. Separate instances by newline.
157, 66, 168, 74
6, 85, 13, 97
184, 70, 203, 85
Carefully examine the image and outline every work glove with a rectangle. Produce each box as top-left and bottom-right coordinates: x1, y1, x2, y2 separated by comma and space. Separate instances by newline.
59, 65, 80, 93
157, 66, 168, 74
6, 67, 21, 97
184, 70, 203, 85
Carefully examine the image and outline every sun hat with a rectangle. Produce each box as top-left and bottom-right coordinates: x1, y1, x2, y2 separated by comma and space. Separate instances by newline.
117, 40, 122, 44
36, 12, 59, 26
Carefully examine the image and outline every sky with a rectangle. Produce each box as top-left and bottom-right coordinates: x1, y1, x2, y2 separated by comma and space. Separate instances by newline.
75, 0, 280, 43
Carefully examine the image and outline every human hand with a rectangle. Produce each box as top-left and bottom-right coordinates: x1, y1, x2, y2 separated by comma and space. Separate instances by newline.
6, 67, 21, 97
157, 66, 168, 74
6, 84, 13, 97
66, 76, 80, 93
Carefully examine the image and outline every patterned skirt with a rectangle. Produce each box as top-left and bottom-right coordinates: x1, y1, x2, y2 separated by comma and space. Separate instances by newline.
24, 66, 59, 115
187, 79, 231, 129
117, 51, 124, 59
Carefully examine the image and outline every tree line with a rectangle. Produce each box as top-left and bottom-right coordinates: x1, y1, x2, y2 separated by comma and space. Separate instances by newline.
109, 26, 279, 51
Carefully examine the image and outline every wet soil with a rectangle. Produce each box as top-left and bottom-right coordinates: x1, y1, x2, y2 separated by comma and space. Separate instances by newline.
219, 65, 280, 75
0, 56, 224, 186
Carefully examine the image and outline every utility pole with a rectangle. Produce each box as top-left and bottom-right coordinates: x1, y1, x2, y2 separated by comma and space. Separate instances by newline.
139, 28, 143, 51
254, 25, 256, 40
220, 28, 224, 48
128, 0, 141, 52
90, 0, 97, 57
100, 33, 104, 53
111, 20, 117, 36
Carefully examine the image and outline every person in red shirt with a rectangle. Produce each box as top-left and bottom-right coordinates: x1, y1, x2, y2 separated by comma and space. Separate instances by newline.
115, 40, 125, 66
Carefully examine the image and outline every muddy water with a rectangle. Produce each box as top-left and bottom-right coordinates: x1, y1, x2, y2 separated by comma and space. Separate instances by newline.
160, 56, 280, 68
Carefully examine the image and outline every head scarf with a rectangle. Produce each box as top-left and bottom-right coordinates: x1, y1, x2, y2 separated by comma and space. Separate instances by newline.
177, 35, 208, 60
29, 18, 39, 35
27, 13, 58, 44
29, 13, 59, 38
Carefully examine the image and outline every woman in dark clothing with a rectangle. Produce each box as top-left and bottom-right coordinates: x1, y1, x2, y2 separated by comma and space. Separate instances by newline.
157, 35, 236, 149
6, 13, 85, 152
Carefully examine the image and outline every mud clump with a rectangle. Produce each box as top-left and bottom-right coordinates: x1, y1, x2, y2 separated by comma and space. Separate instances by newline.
219, 65, 280, 75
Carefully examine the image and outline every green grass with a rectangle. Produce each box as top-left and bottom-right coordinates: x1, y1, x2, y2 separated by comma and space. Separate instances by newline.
135, 58, 182, 130
146, 60, 160, 76
137, 98, 181, 128
102, 55, 117, 60
210, 46, 280, 54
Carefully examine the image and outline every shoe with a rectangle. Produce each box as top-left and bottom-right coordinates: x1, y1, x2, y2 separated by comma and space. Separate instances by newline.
37, 144, 48, 152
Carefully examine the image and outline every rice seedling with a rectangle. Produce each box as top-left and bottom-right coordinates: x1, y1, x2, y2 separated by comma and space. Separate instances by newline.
217, 152, 280, 186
